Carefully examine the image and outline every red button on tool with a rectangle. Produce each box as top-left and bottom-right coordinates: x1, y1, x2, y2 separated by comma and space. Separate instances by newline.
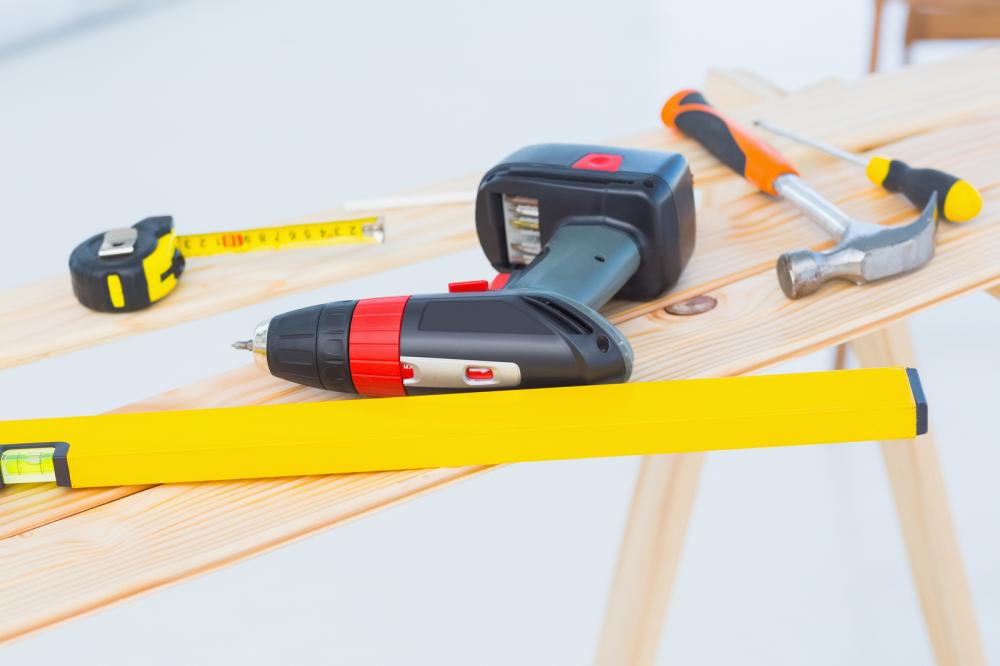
465, 367, 493, 381
489, 273, 510, 290
571, 152, 623, 172
448, 280, 490, 293
400, 362, 415, 379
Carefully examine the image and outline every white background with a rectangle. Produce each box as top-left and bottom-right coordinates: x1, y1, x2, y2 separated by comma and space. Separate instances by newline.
0, 1, 997, 663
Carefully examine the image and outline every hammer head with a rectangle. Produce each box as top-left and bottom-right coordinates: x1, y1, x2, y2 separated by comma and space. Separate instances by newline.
776, 195, 938, 299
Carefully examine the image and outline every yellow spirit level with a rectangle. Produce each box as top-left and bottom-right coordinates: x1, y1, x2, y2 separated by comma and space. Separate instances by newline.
69, 215, 384, 312
0, 368, 926, 489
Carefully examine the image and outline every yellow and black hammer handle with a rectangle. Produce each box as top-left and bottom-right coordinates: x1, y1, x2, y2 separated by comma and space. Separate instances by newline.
0, 368, 927, 488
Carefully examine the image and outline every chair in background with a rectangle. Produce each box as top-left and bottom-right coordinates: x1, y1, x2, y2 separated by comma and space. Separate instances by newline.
870, 0, 1000, 71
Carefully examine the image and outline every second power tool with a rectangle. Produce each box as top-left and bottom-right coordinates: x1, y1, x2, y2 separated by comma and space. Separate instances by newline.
232, 144, 696, 396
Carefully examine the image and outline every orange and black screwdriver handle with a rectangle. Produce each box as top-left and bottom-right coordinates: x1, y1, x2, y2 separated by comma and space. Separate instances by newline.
661, 90, 798, 195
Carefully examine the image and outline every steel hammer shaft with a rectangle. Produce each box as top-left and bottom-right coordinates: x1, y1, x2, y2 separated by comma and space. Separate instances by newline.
774, 175, 854, 239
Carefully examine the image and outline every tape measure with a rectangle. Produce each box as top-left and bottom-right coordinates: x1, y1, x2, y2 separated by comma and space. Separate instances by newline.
69, 215, 384, 313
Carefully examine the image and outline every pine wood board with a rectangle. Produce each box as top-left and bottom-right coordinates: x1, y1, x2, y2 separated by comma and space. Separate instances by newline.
699, 68, 786, 109
8, 109, 997, 542
2, 47, 999, 371
3, 51, 1000, 642
2, 129, 998, 642
0, 466, 488, 643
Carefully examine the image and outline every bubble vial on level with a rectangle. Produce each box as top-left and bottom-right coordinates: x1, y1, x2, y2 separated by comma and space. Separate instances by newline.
1, 447, 57, 484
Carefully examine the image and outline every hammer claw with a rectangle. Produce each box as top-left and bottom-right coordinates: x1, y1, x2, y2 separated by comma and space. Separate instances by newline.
776, 191, 938, 299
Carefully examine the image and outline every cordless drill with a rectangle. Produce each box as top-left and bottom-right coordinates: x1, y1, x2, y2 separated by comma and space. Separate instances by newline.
233, 144, 696, 396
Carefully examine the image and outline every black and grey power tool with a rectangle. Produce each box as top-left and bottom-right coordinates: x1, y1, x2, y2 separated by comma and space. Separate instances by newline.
232, 144, 696, 396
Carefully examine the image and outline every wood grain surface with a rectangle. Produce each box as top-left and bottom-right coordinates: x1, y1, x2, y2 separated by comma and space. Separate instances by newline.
2, 50, 1000, 642
9, 115, 998, 544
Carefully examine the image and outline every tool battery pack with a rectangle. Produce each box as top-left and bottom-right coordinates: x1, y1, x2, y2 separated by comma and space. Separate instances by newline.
475, 144, 695, 302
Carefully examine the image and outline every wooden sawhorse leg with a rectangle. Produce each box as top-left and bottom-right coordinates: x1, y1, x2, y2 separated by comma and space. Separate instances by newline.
852, 321, 985, 666
595, 319, 984, 666
594, 453, 704, 665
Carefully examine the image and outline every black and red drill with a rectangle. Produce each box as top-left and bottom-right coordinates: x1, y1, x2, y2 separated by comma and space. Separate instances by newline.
233, 144, 695, 396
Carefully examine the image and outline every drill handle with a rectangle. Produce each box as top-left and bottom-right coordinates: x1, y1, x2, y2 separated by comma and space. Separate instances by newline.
503, 222, 641, 311
399, 291, 634, 394
661, 90, 798, 195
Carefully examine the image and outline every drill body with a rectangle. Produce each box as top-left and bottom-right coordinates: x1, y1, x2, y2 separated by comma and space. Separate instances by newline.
262, 289, 631, 397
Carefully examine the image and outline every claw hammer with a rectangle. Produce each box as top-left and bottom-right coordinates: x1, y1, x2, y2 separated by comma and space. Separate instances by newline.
661, 90, 938, 299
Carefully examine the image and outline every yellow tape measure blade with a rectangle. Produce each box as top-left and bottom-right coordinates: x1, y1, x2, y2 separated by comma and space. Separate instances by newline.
176, 216, 384, 258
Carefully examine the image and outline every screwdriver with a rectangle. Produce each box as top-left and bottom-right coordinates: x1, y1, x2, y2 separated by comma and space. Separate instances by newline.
753, 119, 982, 223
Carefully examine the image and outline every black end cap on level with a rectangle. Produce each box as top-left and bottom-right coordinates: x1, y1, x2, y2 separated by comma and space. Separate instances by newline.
906, 367, 928, 436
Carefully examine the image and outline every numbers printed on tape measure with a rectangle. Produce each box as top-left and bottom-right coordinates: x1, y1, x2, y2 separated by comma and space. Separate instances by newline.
176, 217, 382, 258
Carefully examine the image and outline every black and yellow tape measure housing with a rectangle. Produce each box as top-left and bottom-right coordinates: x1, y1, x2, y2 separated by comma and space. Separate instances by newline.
70, 216, 185, 313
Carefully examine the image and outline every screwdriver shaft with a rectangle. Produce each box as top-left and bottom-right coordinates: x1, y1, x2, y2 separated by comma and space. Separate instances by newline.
753, 120, 868, 167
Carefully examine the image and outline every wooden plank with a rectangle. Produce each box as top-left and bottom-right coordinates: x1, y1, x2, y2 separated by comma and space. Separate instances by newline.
3, 47, 1000, 370
0, 484, 139, 541
10, 109, 996, 542
702, 69, 785, 109
2, 113, 999, 642
0, 466, 487, 643
852, 322, 986, 666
